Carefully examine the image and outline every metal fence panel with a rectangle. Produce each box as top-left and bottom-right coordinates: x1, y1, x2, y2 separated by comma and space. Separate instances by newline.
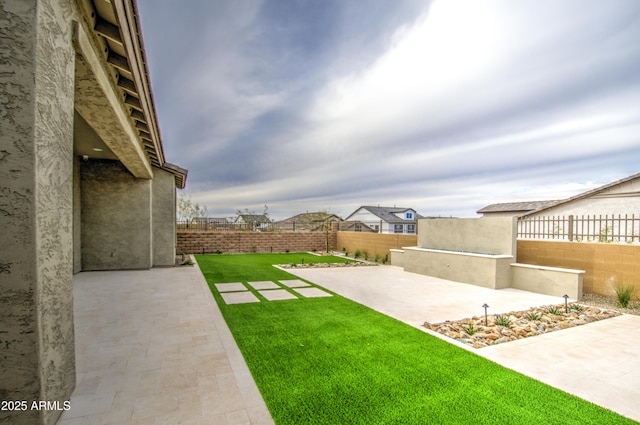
517, 214, 639, 243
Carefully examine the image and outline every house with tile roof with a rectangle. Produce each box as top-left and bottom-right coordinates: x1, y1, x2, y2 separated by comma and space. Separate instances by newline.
477, 200, 560, 217
477, 172, 640, 218
344, 206, 424, 234
277, 212, 342, 231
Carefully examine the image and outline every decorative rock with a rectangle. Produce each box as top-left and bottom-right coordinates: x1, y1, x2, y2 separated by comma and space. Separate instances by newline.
424, 303, 621, 349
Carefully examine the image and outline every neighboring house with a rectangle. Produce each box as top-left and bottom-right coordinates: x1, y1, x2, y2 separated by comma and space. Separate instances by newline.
477, 200, 559, 217
191, 217, 230, 225
2, 2, 186, 423
277, 212, 342, 231
478, 172, 640, 218
235, 213, 273, 229
343, 206, 424, 234
189, 217, 231, 229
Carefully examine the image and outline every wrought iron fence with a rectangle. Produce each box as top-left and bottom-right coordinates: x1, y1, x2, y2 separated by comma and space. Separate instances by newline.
517, 214, 639, 243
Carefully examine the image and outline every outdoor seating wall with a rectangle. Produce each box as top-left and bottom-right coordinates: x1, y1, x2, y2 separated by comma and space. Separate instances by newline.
401, 247, 513, 289
517, 240, 640, 299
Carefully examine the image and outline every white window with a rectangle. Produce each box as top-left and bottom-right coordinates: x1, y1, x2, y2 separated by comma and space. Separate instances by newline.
394, 224, 404, 233
406, 212, 413, 219
407, 224, 416, 234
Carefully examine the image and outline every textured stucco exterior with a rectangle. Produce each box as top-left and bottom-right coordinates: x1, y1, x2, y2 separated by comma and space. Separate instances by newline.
401, 248, 513, 289
1, 0, 184, 422
153, 168, 177, 266
511, 263, 584, 299
81, 160, 153, 270
392, 217, 582, 297
0, 0, 76, 423
419, 217, 517, 256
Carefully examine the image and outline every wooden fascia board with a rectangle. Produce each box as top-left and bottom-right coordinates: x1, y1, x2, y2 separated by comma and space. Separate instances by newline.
72, 20, 152, 178
111, 0, 165, 165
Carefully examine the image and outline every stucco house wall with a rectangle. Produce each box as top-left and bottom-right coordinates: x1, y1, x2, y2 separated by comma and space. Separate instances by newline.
1, 0, 76, 424
153, 168, 178, 266
81, 160, 153, 270
1, 1, 186, 423
527, 179, 640, 217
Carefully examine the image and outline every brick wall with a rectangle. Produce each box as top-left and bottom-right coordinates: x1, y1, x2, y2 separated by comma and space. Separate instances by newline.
337, 232, 418, 262
517, 240, 640, 298
177, 230, 337, 254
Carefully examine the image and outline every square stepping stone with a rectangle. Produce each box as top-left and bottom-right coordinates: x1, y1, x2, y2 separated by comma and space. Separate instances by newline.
215, 282, 247, 292
293, 288, 332, 298
247, 281, 280, 290
278, 279, 311, 288
259, 290, 298, 301
221, 292, 260, 305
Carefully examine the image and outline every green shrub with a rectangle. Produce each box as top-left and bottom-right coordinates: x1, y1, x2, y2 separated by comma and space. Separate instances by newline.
461, 323, 477, 336
354, 249, 361, 259
547, 306, 561, 315
526, 312, 541, 321
494, 314, 511, 328
569, 303, 584, 312
614, 281, 635, 308
362, 249, 369, 261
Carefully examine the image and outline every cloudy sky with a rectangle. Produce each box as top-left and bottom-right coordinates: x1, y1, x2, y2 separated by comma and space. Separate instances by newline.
138, 0, 640, 220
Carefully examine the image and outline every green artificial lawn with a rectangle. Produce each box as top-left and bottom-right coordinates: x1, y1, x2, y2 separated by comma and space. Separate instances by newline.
197, 253, 635, 425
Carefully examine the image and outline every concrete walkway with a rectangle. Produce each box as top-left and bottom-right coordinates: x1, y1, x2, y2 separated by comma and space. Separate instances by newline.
291, 265, 640, 423
57, 266, 274, 425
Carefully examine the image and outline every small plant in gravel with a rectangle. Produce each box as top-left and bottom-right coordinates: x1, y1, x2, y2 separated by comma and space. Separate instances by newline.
547, 306, 561, 315
354, 249, 362, 259
570, 303, 584, 312
526, 312, 541, 321
494, 314, 511, 328
362, 249, 369, 261
614, 281, 635, 308
461, 323, 477, 335
343, 248, 350, 257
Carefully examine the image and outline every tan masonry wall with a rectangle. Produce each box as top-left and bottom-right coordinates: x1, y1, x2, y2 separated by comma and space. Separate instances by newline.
517, 240, 640, 299
177, 231, 337, 255
337, 232, 418, 261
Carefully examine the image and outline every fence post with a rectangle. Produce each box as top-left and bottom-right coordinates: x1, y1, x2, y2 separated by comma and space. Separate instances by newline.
568, 215, 574, 241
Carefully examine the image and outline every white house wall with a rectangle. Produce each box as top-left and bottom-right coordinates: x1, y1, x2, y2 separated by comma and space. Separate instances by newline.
529, 179, 640, 217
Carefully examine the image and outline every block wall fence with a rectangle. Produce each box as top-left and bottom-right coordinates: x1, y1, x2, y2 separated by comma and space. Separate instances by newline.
336, 232, 418, 261
517, 240, 639, 299
177, 231, 337, 255
176, 230, 638, 300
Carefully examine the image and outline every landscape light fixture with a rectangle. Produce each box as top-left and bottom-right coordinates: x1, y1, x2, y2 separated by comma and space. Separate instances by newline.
563, 294, 569, 313
482, 303, 489, 326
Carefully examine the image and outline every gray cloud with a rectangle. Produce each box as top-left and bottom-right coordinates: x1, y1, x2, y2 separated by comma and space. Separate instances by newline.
138, 0, 640, 219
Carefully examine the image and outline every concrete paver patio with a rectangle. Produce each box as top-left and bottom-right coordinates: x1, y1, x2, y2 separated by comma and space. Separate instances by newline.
290, 265, 640, 423
57, 266, 274, 425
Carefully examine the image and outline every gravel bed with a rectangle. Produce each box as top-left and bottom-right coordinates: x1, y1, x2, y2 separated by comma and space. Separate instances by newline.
580, 293, 640, 316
